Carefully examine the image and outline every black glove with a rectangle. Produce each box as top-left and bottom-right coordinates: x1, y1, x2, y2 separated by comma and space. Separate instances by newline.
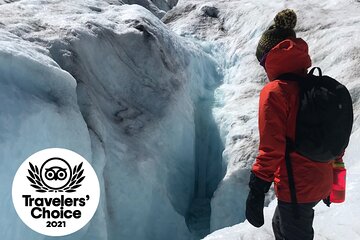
246, 172, 272, 228
323, 196, 331, 207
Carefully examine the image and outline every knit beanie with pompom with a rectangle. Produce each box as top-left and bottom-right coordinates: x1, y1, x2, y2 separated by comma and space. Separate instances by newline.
256, 9, 297, 62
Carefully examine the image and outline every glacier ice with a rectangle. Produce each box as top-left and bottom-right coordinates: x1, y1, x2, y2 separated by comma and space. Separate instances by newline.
1, 0, 360, 239
0, 29, 92, 240
0, 1, 225, 239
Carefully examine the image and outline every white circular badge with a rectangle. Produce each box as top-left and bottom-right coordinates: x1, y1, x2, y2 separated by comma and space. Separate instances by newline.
12, 148, 100, 236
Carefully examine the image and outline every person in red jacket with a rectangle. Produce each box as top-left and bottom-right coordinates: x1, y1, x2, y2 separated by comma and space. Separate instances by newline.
245, 9, 344, 240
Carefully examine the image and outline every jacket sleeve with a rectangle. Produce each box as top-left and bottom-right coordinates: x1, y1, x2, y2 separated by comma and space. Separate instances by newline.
252, 81, 288, 182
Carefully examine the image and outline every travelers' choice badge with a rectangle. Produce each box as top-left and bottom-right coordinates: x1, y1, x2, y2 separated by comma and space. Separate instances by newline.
12, 148, 100, 236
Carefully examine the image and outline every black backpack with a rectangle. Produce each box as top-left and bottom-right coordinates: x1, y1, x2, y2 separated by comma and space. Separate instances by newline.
280, 67, 353, 162
278, 67, 353, 214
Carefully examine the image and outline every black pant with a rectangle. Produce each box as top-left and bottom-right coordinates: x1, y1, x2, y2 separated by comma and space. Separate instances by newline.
272, 201, 318, 240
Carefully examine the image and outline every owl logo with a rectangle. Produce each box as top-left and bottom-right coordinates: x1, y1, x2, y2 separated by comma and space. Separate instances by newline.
40, 158, 72, 190
44, 166, 68, 181
27, 157, 85, 193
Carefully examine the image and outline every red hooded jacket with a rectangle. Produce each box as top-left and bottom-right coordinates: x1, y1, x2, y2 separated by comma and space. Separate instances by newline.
252, 38, 342, 203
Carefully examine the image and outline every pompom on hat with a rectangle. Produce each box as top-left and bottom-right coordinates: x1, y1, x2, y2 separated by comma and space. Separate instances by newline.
256, 9, 297, 62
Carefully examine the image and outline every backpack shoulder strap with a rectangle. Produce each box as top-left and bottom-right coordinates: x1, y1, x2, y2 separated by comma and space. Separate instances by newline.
285, 138, 299, 218
277, 67, 322, 82
277, 73, 305, 82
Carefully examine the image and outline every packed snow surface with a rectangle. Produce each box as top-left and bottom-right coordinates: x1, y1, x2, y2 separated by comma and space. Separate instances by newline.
0, 0, 360, 240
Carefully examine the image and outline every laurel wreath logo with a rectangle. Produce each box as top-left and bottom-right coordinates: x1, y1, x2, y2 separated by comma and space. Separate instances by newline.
27, 162, 85, 193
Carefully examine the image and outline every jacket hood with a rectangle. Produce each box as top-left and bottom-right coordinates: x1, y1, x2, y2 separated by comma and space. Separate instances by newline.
265, 38, 312, 81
